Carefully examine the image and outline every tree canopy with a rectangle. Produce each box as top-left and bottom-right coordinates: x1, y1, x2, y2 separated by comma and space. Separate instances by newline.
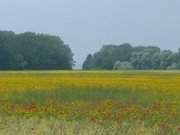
0, 31, 74, 70
1, 31, 179, 71
83, 43, 180, 70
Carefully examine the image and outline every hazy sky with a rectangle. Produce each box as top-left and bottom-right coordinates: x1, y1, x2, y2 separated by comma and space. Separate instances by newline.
0, 0, 180, 66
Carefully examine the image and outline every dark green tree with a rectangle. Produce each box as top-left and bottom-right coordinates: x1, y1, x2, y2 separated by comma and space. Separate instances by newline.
83, 54, 95, 70
0, 31, 74, 70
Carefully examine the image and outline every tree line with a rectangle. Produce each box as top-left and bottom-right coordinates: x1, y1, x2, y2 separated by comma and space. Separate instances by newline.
83, 43, 180, 70
0, 31, 73, 70
0, 30, 180, 70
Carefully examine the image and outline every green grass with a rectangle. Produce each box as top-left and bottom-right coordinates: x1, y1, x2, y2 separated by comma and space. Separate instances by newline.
1, 87, 175, 105
0, 116, 179, 135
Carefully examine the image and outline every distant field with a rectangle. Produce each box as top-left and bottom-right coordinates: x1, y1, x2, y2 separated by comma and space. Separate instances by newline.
0, 71, 180, 135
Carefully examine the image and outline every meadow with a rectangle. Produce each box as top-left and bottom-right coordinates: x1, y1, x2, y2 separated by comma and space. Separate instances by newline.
0, 71, 180, 135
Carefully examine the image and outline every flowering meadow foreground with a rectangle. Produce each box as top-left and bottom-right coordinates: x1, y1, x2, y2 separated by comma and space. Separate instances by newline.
0, 71, 180, 135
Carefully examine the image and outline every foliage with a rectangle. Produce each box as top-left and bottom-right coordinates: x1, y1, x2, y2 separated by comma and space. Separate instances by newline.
82, 54, 95, 70
83, 43, 180, 70
113, 61, 133, 70
0, 31, 74, 70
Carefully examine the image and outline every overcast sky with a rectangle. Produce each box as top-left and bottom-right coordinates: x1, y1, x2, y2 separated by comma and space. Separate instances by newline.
0, 0, 180, 66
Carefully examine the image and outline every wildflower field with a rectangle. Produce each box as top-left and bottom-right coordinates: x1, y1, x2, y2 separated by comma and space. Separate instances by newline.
0, 71, 180, 135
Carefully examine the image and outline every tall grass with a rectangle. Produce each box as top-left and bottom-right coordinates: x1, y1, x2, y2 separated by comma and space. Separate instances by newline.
0, 71, 179, 134
0, 116, 179, 135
